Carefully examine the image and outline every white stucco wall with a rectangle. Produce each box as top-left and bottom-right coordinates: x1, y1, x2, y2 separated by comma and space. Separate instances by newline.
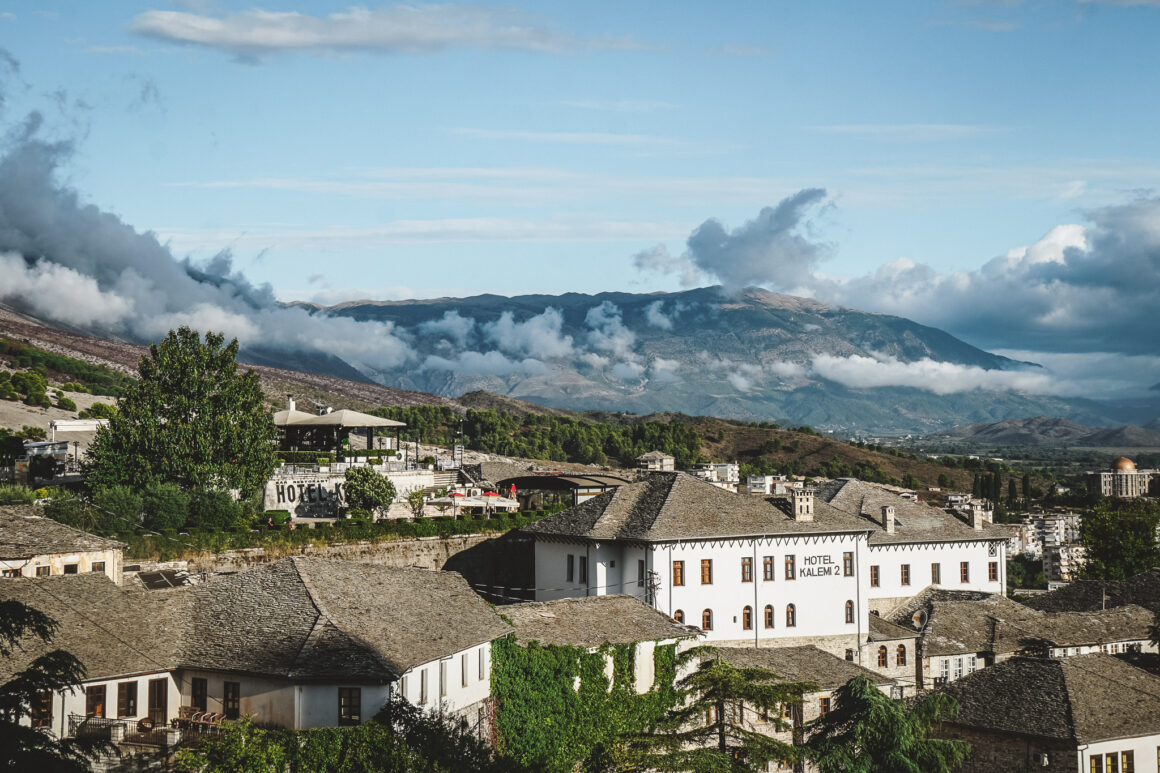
395, 641, 492, 715
1079, 735, 1160, 773
298, 684, 391, 729
26, 671, 180, 738
866, 539, 1004, 609
0, 548, 123, 585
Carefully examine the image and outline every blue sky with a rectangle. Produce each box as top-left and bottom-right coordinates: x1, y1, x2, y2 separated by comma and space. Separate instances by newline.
3, 1, 1160, 396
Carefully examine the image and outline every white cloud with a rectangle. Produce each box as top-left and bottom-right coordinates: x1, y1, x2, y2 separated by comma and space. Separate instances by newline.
809, 353, 1056, 395
422, 350, 547, 377
483, 308, 573, 359
418, 310, 475, 347
644, 299, 674, 330
611, 361, 645, 380
0, 253, 133, 328
131, 4, 646, 59
585, 302, 635, 358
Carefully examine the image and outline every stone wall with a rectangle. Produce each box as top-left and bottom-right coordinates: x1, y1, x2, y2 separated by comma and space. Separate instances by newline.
933, 723, 1075, 773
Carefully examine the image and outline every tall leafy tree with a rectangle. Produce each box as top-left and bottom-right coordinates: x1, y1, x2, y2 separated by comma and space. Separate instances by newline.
344, 465, 397, 515
86, 327, 278, 493
804, 675, 969, 773
1079, 498, 1160, 580
618, 648, 816, 772
0, 600, 110, 771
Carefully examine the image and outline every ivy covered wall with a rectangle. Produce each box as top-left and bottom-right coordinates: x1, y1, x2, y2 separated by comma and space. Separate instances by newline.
491, 636, 679, 772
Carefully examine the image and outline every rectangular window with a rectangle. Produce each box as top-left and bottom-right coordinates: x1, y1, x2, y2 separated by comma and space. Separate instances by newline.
578, 557, 588, 585
117, 681, 137, 718
440, 661, 448, 697
1, 568, 21, 577
988, 561, 999, 582
1107, 753, 1119, 773
762, 556, 774, 581
673, 561, 685, 586
191, 677, 207, 712
931, 563, 941, 584
1091, 756, 1102, 773
338, 687, 361, 726
462, 653, 469, 687
953, 658, 963, 680
86, 684, 106, 718
960, 562, 970, 583
63, 564, 78, 575
819, 697, 830, 715
870, 565, 880, 587
420, 669, 428, 704
741, 557, 753, 583
940, 659, 950, 682
700, 559, 712, 585
843, 552, 854, 576
566, 554, 574, 582
901, 564, 911, 586
36, 565, 50, 577
92, 562, 106, 574
785, 554, 796, 581
637, 559, 645, 587
223, 681, 240, 720
1121, 750, 1133, 773
479, 648, 486, 681
31, 689, 52, 728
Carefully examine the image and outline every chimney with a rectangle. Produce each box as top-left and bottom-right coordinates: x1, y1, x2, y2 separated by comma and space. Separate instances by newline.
882, 505, 895, 534
971, 506, 984, 531
287, 395, 296, 413
792, 488, 815, 522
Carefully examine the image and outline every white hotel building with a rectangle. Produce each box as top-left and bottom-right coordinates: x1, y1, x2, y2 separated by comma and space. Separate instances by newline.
526, 473, 1010, 670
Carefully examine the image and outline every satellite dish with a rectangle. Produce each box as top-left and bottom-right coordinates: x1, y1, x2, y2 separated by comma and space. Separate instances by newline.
912, 609, 929, 629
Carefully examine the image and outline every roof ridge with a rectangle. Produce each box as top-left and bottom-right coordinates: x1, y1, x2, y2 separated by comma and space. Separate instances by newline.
1054, 658, 1080, 742
286, 557, 334, 677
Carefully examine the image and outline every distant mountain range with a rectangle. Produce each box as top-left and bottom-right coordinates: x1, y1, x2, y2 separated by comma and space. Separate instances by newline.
924, 416, 1160, 447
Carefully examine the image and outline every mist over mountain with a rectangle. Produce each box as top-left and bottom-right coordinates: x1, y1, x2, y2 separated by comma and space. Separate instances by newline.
286, 287, 1124, 434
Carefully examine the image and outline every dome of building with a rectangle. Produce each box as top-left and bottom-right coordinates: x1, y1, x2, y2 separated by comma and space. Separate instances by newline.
1113, 457, 1137, 471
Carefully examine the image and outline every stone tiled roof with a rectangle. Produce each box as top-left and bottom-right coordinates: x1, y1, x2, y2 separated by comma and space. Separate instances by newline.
0, 573, 189, 682
0, 506, 125, 558
503, 595, 697, 648
524, 473, 872, 542
817, 479, 1014, 545
887, 588, 1154, 657
184, 557, 512, 681
715, 645, 891, 690
867, 613, 917, 642
0, 557, 512, 684
940, 654, 1160, 743
1022, 567, 1160, 614
636, 451, 673, 460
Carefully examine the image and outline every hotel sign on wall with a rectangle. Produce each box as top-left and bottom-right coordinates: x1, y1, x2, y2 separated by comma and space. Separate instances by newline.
799, 554, 841, 578
263, 476, 345, 517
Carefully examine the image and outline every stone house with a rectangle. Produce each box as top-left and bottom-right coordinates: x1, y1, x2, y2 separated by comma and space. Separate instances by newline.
1, 557, 512, 758
935, 654, 1160, 773
0, 504, 124, 584
636, 451, 675, 471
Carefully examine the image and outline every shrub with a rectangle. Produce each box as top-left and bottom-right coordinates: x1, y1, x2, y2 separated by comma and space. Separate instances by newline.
0, 484, 36, 505
93, 485, 144, 527
78, 402, 117, 420
142, 482, 189, 531
56, 396, 77, 412
187, 489, 244, 529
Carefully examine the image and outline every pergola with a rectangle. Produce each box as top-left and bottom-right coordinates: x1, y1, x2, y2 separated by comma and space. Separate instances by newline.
274, 408, 406, 457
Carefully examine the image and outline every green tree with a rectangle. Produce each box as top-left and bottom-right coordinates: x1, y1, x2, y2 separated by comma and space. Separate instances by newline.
78, 402, 117, 420
187, 489, 244, 530
92, 485, 143, 526
344, 466, 397, 514
1079, 499, 1160, 580
142, 482, 190, 531
0, 600, 111, 771
805, 674, 969, 773
937, 472, 952, 489
85, 327, 277, 493
621, 648, 815, 772
405, 489, 427, 518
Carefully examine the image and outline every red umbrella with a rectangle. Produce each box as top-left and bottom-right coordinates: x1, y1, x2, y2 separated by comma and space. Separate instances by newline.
483, 491, 500, 497
450, 491, 465, 497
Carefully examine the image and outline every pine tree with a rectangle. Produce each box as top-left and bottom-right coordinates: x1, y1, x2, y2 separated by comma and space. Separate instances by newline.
805, 674, 969, 773
618, 647, 817, 772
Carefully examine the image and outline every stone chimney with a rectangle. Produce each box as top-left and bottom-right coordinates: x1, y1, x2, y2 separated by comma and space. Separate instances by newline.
287, 395, 296, 413
971, 506, 984, 531
792, 488, 815, 522
882, 505, 895, 534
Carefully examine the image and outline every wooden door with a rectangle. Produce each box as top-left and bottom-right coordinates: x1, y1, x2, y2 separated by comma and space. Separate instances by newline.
147, 678, 167, 726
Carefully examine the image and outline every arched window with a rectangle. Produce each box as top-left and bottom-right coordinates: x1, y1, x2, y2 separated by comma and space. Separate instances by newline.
764, 604, 774, 629
844, 600, 855, 624
877, 646, 888, 667
673, 609, 684, 624
785, 604, 796, 628
702, 609, 713, 631
897, 645, 907, 667
742, 605, 753, 630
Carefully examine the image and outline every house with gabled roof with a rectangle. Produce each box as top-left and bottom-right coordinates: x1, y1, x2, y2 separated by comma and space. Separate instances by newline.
0, 557, 512, 750
934, 654, 1160, 773
0, 505, 124, 584
523, 473, 1009, 676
